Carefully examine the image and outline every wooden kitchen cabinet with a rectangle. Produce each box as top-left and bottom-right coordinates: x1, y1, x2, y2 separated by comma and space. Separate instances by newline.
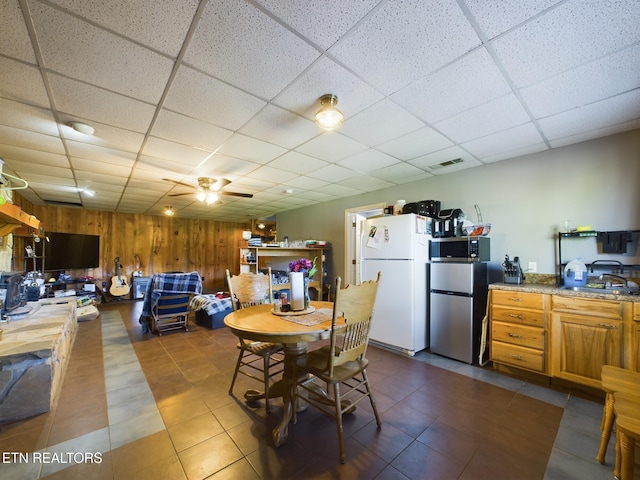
632, 303, 640, 371
551, 296, 625, 389
490, 290, 549, 374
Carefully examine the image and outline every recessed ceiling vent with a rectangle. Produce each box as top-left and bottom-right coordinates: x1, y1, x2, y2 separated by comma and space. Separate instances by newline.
44, 200, 83, 208
429, 158, 464, 170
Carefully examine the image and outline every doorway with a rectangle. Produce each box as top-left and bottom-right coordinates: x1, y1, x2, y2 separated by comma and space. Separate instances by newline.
344, 203, 385, 285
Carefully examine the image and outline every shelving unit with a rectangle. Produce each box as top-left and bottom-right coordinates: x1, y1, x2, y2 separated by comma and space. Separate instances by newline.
557, 230, 640, 280
13, 229, 46, 273
239, 246, 327, 297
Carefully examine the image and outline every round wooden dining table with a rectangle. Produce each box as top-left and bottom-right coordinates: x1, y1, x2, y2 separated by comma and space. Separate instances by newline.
224, 301, 336, 447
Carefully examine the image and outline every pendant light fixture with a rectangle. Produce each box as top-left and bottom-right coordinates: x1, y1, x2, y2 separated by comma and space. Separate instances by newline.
164, 206, 175, 216
314, 94, 344, 130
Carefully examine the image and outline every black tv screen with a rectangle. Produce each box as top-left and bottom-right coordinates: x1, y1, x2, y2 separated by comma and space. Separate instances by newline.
46, 233, 100, 271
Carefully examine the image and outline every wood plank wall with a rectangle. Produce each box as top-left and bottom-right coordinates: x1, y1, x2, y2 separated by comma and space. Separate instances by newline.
13, 195, 252, 292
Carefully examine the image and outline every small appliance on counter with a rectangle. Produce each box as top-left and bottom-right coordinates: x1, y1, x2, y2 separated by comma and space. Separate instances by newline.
433, 208, 463, 238
563, 258, 587, 287
503, 255, 525, 284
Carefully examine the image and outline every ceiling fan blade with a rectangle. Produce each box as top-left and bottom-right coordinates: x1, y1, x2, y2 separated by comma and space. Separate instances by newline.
163, 178, 194, 189
168, 192, 193, 197
210, 178, 231, 191
222, 191, 253, 198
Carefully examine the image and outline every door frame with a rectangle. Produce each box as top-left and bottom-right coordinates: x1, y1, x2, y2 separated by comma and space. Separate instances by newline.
344, 203, 385, 285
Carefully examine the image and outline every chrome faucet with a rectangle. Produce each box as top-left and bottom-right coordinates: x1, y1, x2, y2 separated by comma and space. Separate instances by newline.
598, 274, 628, 288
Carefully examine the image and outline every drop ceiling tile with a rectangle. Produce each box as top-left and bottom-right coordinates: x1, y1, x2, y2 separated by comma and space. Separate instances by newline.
255, 0, 379, 50
273, 56, 383, 119
16, 171, 73, 187
377, 127, 454, 161
67, 141, 137, 167
307, 164, 359, 183
152, 110, 233, 151
492, 0, 640, 87
538, 89, 640, 141
461, 122, 545, 159
0, 146, 68, 168
49, 74, 156, 133
70, 158, 133, 177
59, 119, 145, 154
296, 132, 367, 163
74, 170, 128, 186
282, 176, 328, 191
195, 154, 260, 178
409, 146, 475, 170
463, 0, 562, 39
126, 180, 172, 193
266, 151, 328, 175
0, 98, 58, 136
1, 0, 36, 63
0, 125, 65, 155
142, 137, 214, 166
48, 0, 199, 57
185, 0, 320, 99
329, 0, 480, 94
338, 175, 394, 192
435, 94, 531, 143
479, 143, 549, 164
246, 165, 298, 183
293, 190, 333, 203
521, 44, 640, 118
0, 58, 49, 108
428, 159, 483, 176
369, 162, 433, 184
338, 150, 399, 174
340, 98, 424, 147
218, 134, 287, 164
313, 183, 363, 197
392, 48, 512, 124
30, 2, 174, 103
165, 66, 266, 131
549, 119, 640, 149
136, 155, 198, 177
4, 159, 70, 180
240, 105, 319, 149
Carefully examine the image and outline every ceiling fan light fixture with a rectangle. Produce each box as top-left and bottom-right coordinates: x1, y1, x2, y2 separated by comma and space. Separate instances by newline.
68, 121, 95, 135
315, 94, 344, 130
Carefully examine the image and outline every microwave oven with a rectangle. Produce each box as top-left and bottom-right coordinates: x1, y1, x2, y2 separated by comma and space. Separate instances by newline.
430, 237, 490, 262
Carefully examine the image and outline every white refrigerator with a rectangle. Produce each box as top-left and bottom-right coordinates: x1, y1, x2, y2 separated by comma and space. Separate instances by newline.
360, 214, 430, 355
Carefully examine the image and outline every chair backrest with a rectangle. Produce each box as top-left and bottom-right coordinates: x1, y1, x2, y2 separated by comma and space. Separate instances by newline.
327, 272, 381, 374
152, 294, 191, 317
226, 268, 273, 311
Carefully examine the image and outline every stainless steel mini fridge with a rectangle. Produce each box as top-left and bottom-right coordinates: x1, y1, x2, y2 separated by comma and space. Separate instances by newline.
429, 262, 487, 364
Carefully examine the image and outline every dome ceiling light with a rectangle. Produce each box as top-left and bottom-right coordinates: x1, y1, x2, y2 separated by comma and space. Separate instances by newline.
68, 121, 95, 135
314, 94, 344, 131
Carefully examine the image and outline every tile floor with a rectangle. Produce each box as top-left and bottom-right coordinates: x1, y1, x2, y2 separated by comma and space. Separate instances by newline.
0, 300, 633, 479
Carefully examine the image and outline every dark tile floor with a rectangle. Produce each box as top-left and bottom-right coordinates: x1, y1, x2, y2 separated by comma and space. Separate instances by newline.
0, 300, 632, 479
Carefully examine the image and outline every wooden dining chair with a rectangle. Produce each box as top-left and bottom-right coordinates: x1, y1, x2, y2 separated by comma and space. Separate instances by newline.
612, 391, 640, 480
294, 272, 382, 463
597, 365, 640, 464
226, 268, 284, 413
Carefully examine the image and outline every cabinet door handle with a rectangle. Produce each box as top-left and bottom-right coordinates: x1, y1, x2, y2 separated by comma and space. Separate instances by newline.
597, 323, 617, 329
508, 313, 523, 319
509, 354, 524, 360
508, 297, 522, 302
508, 333, 524, 338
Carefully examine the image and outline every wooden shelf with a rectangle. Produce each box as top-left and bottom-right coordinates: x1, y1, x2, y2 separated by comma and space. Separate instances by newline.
0, 202, 40, 236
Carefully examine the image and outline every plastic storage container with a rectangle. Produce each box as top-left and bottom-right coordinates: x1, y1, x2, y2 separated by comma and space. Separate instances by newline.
564, 258, 588, 287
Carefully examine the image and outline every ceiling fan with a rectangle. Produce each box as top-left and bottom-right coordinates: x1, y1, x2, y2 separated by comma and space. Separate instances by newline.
163, 177, 253, 204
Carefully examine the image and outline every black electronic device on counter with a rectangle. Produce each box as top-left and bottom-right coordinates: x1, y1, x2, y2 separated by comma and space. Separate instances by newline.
0, 272, 26, 317
432, 208, 464, 238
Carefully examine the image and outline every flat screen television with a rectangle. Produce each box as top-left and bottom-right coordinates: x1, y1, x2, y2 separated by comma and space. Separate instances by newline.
46, 232, 100, 271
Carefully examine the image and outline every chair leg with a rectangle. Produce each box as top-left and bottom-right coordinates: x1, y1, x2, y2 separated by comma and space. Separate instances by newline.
229, 348, 244, 395
362, 370, 382, 428
333, 383, 346, 464
263, 353, 271, 414
597, 392, 614, 464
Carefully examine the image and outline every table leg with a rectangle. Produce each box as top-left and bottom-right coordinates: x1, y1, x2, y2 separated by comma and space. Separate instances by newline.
272, 342, 307, 447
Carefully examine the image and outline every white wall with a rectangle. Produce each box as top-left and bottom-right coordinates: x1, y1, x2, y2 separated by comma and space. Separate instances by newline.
277, 129, 640, 280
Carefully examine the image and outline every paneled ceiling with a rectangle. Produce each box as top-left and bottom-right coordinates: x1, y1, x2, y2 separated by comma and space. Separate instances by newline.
1, 0, 639, 222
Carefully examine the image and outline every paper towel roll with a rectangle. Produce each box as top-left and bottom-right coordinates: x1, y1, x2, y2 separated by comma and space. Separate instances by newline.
289, 272, 305, 311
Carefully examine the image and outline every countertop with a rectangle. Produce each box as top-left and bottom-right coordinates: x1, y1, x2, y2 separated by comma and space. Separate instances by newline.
489, 282, 640, 302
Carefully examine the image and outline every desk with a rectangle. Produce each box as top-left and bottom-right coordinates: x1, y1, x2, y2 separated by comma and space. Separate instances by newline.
224, 301, 335, 446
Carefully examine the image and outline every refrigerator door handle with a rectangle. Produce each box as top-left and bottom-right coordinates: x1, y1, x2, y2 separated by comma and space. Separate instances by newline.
430, 289, 473, 297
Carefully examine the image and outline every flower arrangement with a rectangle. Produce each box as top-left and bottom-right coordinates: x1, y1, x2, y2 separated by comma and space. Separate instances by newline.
289, 257, 317, 278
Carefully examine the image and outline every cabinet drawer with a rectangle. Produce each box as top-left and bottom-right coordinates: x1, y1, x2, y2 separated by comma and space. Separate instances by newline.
491, 342, 544, 373
492, 290, 544, 310
634, 302, 640, 320
552, 296, 622, 319
492, 321, 544, 350
491, 305, 545, 327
